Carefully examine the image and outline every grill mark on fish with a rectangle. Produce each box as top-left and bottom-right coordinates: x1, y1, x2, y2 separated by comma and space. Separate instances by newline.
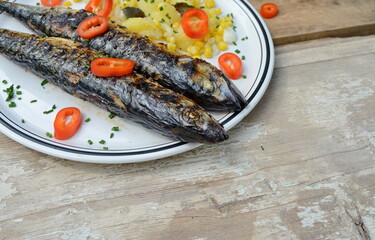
0, 28, 228, 143
0, 0, 247, 111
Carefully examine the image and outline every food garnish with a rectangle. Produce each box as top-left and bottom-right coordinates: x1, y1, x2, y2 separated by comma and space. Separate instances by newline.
181, 8, 209, 39
90, 58, 135, 77
218, 52, 243, 80
77, 16, 109, 39
40, 0, 61, 7
85, 0, 113, 17
54, 107, 82, 140
260, 3, 278, 19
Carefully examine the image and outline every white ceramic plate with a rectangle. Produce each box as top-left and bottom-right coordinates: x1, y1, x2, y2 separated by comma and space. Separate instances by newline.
0, 0, 274, 163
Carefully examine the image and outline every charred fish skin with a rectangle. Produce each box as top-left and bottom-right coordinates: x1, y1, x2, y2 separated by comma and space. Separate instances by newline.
0, 28, 228, 143
0, 1, 247, 111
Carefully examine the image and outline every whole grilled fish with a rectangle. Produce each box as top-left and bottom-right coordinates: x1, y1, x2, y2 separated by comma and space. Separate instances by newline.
0, 28, 228, 143
0, 0, 247, 111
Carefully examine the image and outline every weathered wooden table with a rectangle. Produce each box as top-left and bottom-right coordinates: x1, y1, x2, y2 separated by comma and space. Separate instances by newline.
1, 1, 375, 239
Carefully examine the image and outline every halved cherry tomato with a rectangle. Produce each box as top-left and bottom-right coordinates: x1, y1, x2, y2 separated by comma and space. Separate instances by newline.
260, 3, 278, 19
40, 0, 62, 7
218, 53, 243, 80
54, 107, 82, 140
181, 8, 209, 39
77, 16, 108, 39
91, 58, 135, 77
85, 0, 113, 17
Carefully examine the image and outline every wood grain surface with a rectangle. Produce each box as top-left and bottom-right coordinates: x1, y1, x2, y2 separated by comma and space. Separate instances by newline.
1, 35, 374, 239
249, 0, 375, 45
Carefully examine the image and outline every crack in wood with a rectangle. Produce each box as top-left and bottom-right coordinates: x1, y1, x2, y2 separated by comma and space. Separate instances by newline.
344, 204, 371, 240
209, 194, 266, 215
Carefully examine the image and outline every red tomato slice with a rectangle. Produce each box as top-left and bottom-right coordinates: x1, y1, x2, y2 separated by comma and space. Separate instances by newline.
77, 16, 108, 39
40, 0, 62, 7
91, 58, 135, 77
85, 0, 113, 17
260, 3, 278, 19
218, 53, 243, 80
181, 8, 209, 39
54, 107, 82, 140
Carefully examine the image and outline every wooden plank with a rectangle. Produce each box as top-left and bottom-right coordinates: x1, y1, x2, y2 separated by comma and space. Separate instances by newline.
0, 35, 375, 239
248, 0, 375, 45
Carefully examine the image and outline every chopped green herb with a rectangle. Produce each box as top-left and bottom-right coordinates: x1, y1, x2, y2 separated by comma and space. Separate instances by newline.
110, 133, 114, 138
83, 39, 90, 42
88, 139, 93, 145
165, 13, 171, 19
70, 25, 78, 28
242, 75, 247, 79
84, 64, 90, 68
41, 35, 47, 38
36, 2, 40, 5
160, 18, 165, 23
85, 118, 91, 122
99, 139, 106, 144
232, 26, 237, 31
16, 91, 22, 95
261, 145, 265, 150
232, 41, 237, 46
2, 80, 7, 84
8, 101, 16, 108
30, 99, 37, 103
16, 85, 20, 89
159, 6, 163, 11
216, 16, 220, 20
43, 104, 56, 114
46, 132, 53, 138
235, 49, 240, 54
108, 113, 116, 119
103, 147, 109, 150
241, 55, 246, 60
3, 84, 14, 101
150, 0, 154, 3
41, 80, 48, 87
111, 126, 120, 131
21, 119, 25, 123
18, 97, 22, 100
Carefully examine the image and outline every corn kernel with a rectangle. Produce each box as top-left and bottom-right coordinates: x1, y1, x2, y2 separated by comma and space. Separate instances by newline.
205, 0, 215, 8
194, 41, 205, 49
218, 41, 227, 51
192, 0, 200, 7
215, 8, 222, 15
153, 19, 161, 28
203, 47, 212, 58
73, 0, 81, 2
192, 55, 201, 59
169, 37, 176, 44
172, 22, 180, 30
215, 35, 223, 43
167, 43, 176, 52
216, 25, 224, 35
220, 22, 228, 29
63, 1, 72, 6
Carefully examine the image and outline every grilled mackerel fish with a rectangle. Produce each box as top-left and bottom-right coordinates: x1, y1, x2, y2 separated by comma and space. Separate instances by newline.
0, 0, 247, 111
0, 28, 228, 143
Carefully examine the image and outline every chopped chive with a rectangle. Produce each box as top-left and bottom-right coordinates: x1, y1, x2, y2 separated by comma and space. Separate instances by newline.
242, 55, 246, 60
83, 39, 90, 42
261, 145, 265, 150
41, 80, 48, 87
30, 99, 37, 103
99, 139, 106, 144
21, 119, 25, 123
232, 41, 237, 46
150, 0, 154, 3
16, 85, 20, 89
16, 91, 22, 95
88, 139, 93, 145
108, 113, 116, 119
84, 64, 90, 68
70, 25, 78, 28
235, 49, 240, 54
41, 35, 47, 38
18, 97, 22, 100
36, 2, 40, 5
103, 147, 109, 150
46, 132, 53, 138
85, 118, 91, 122
159, 6, 163, 11
2, 80, 7, 84
242, 75, 247, 79
8, 101, 16, 108
3, 84, 14, 101
111, 126, 119, 131
110, 133, 114, 138
43, 104, 56, 114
